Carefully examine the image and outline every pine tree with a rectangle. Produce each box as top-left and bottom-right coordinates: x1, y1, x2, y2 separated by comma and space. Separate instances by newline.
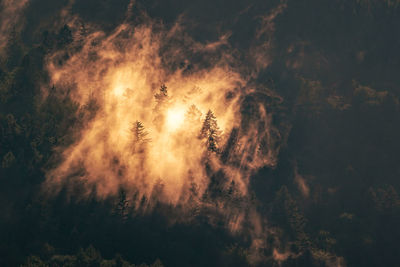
115, 188, 129, 221
185, 104, 202, 123
154, 84, 168, 103
273, 186, 311, 252
131, 121, 149, 142
130, 121, 150, 153
200, 110, 221, 153
208, 129, 219, 152
153, 84, 169, 130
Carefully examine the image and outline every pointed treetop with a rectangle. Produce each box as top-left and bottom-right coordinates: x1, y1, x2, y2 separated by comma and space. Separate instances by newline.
155, 84, 168, 103
200, 109, 221, 152
131, 120, 149, 143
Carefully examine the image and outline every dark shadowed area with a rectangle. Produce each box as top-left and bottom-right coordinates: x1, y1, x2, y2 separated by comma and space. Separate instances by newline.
1, 0, 400, 266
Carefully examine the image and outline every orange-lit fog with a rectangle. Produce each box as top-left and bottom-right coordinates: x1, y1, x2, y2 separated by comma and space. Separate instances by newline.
43, 19, 282, 260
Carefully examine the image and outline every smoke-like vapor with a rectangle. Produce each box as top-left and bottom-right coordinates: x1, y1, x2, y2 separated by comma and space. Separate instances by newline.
0, 0, 29, 51
43, 1, 286, 263
250, 0, 288, 74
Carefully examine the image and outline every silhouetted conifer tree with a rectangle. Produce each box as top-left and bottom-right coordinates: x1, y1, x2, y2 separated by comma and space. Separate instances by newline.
154, 84, 168, 103
131, 120, 149, 143
200, 110, 221, 152
130, 120, 150, 154
115, 188, 129, 221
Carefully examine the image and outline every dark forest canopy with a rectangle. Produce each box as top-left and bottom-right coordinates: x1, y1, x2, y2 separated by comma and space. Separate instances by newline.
1, 0, 400, 266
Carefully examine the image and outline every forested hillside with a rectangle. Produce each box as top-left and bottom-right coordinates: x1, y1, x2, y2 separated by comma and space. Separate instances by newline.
1, 0, 400, 266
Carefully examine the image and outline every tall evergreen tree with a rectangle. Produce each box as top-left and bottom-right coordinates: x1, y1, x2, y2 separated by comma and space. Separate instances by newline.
131, 120, 150, 153
131, 121, 149, 142
200, 110, 221, 153
153, 84, 169, 130
115, 188, 129, 221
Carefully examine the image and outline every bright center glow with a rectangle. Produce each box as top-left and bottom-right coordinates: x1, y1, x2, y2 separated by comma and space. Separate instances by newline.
166, 106, 186, 131
113, 85, 125, 97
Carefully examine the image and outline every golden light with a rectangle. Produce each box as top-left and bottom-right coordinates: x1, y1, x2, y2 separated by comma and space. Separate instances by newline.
45, 23, 276, 211
113, 85, 125, 97
166, 105, 187, 131
42, 10, 285, 263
